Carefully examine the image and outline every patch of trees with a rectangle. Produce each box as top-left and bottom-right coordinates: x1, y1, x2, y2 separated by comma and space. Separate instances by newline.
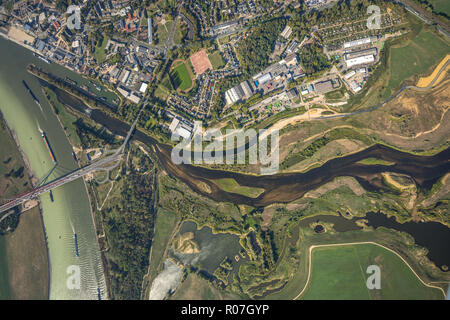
410, 0, 450, 19
102, 150, 156, 299
236, 18, 286, 77
4, 167, 25, 179
298, 42, 330, 74
73, 118, 120, 148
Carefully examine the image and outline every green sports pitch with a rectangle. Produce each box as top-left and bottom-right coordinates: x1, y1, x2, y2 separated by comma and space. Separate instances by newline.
170, 62, 193, 92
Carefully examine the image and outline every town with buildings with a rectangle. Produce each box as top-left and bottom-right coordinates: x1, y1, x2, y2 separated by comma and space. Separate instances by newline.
0, 0, 411, 141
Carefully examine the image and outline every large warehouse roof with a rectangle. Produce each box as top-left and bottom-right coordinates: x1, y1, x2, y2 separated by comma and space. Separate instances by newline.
343, 37, 371, 49
345, 54, 375, 68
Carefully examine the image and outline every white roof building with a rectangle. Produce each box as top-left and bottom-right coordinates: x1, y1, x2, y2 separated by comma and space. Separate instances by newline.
225, 87, 240, 105
169, 118, 180, 132
349, 80, 362, 93
117, 86, 141, 104
344, 70, 356, 79
280, 25, 292, 39
343, 37, 371, 49
358, 67, 367, 74
72, 40, 80, 48
256, 73, 272, 85
176, 126, 192, 140
168, 118, 192, 139
139, 82, 148, 93
345, 55, 375, 68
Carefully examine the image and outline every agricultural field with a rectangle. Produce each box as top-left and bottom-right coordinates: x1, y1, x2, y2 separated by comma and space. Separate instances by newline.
388, 28, 449, 91
301, 243, 444, 300
0, 118, 48, 300
0, 207, 49, 300
170, 61, 194, 92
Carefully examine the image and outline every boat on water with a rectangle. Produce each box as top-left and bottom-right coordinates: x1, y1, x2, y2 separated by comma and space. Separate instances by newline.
41, 131, 57, 164
33, 52, 51, 64
74, 233, 79, 257
49, 190, 54, 202
22, 80, 41, 106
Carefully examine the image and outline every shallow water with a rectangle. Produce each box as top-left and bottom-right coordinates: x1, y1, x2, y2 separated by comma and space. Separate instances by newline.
174, 221, 243, 274
148, 259, 183, 300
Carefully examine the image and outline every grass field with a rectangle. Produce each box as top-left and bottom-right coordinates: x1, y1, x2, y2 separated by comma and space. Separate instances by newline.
0, 122, 31, 200
170, 62, 193, 92
173, 19, 184, 45
212, 178, 264, 198
2, 207, 49, 299
156, 20, 172, 44
301, 243, 444, 300
43, 88, 81, 147
146, 208, 179, 288
0, 118, 49, 300
388, 28, 449, 91
357, 158, 395, 166
429, 0, 450, 16
93, 36, 109, 64
209, 51, 225, 69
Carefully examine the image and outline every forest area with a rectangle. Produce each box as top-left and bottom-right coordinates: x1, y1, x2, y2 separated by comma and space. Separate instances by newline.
236, 18, 287, 77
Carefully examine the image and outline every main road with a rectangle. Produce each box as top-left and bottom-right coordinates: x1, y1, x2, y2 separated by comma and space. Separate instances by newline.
0, 100, 146, 216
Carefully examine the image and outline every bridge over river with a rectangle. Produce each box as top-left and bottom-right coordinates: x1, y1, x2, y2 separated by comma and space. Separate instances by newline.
0, 103, 145, 217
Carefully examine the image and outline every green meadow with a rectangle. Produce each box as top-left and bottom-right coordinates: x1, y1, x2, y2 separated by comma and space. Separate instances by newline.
302, 243, 444, 300
388, 28, 449, 91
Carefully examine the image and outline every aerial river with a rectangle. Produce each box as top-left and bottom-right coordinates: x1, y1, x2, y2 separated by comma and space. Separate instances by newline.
0, 38, 107, 299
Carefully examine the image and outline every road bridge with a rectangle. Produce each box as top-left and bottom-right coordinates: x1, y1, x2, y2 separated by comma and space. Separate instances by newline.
0, 104, 145, 216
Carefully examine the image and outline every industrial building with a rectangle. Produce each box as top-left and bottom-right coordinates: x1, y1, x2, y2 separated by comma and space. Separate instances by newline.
168, 117, 193, 140
280, 25, 292, 39
225, 80, 254, 105
344, 47, 377, 60
117, 85, 142, 104
345, 54, 375, 68
313, 78, 340, 94
343, 37, 371, 49
148, 18, 152, 44
286, 40, 299, 53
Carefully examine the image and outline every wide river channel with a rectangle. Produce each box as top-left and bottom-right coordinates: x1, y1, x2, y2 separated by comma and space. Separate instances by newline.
1, 33, 449, 298
0, 38, 107, 299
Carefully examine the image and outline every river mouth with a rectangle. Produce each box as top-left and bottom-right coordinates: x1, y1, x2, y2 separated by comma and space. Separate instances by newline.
43, 72, 450, 273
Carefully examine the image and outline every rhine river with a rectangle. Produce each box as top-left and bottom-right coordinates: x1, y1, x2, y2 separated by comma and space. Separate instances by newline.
0, 38, 107, 299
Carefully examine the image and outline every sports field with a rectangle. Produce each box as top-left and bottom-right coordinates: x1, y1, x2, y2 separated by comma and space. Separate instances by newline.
301, 243, 444, 300
170, 61, 194, 92
388, 28, 449, 91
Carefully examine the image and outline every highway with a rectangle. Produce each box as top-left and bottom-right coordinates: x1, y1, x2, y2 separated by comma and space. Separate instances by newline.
0, 102, 145, 216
